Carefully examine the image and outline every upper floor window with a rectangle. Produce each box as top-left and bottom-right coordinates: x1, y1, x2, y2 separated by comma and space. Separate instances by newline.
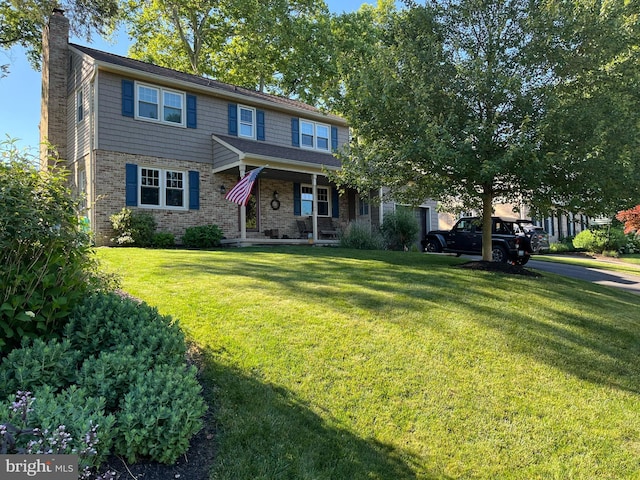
228, 103, 265, 140
136, 83, 185, 127
140, 167, 187, 209
300, 120, 330, 151
76, 89, 84, 123
239, 106, 255, 138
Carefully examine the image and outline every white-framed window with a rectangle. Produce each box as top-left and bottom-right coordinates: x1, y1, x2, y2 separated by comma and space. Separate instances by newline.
136, 82, 185, 127
239, 105, 256, 138
139, 167, 187, 209
78, 169, 87, 210
300, 120, 330, 151
301, 185, 330, 216
76, 89, 84, 123
358, 195, 369, 216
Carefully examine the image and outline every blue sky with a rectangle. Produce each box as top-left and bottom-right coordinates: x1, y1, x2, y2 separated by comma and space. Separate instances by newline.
0, 0, 373, 153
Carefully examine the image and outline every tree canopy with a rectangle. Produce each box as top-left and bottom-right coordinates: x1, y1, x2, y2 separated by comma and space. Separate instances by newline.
333, 0, 640, 260
121, 0, 337, 103
0, 0, 119, 70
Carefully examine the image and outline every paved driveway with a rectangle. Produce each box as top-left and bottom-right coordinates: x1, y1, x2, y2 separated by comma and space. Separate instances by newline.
527, 258, 640, 295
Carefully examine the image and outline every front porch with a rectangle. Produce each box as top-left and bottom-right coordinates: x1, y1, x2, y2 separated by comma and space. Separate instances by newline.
221, 237, 340, 247
212, 134, 359, 247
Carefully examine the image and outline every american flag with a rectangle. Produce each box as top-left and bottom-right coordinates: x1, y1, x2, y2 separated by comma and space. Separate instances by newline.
224, 166, 265, 206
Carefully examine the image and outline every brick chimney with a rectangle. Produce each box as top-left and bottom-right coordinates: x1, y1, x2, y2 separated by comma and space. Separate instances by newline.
40, 8, 69, 169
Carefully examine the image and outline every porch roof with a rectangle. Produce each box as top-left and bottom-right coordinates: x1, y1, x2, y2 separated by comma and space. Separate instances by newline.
212, 134, 342, 175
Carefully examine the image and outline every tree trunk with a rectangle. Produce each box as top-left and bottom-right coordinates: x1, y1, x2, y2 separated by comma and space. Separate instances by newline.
481, 190, 493, 261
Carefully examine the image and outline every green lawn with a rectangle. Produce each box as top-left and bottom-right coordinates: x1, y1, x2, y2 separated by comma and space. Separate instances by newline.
97, 247, 640, 480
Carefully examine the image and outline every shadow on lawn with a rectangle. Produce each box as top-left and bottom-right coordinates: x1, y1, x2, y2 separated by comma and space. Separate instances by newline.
199, 346, 441, 480
450, 274, 640, 394
158, 248, 640, 393
163, 247, 640, 394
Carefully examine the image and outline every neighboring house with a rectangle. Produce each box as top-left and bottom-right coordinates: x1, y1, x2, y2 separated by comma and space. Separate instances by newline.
40, 10, 363, 246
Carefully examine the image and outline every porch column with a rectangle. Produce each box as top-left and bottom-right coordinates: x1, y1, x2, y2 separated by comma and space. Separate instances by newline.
379, 188, 384, 227
312, 174, 318, 242
239, 164, 246, 241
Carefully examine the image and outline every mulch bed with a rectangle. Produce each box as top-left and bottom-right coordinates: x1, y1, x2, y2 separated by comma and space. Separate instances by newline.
459, 260, 542, 277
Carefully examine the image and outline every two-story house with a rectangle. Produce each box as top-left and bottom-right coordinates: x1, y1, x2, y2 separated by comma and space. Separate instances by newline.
40, 10, 368, 246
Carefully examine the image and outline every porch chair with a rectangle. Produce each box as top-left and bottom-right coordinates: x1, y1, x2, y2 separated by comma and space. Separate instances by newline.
317, 217, 338, 239
296, 219, 312, 238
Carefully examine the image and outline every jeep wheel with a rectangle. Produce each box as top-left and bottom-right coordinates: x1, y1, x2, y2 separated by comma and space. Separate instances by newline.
515, 255, 530, 266
424, 239, 442, 253
491, 245, 508, 263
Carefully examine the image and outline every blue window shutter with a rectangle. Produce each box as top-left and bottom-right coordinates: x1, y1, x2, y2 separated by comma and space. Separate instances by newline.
125, 163, 138, 206
122, 79, 134, 118
228, 103, 238, 136
331, 126, 338, 151
186, 94, 197, 129
189, 171, 200, 210
332, 187, 339, 218
291, 118, 300, 147
293, 182, 301, 216
257, 110, 265, 141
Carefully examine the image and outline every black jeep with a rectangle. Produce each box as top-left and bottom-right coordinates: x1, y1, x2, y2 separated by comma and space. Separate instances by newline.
421, 217, 532, 265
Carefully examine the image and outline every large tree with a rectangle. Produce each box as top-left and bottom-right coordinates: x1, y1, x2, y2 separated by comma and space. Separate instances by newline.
121, 0, 334, 102
334, 0, 640, 261
0, 0, 119, 70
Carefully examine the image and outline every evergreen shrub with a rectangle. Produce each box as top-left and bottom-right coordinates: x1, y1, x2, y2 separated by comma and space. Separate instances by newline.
152, 232, 175, 248
182, 224, 223, 248
110, 208, 157, 247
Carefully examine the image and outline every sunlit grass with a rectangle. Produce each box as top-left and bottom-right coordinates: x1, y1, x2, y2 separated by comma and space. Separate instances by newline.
97, 247, 640, 479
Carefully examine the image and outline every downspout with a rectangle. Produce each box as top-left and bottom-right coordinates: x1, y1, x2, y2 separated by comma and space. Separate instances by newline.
312, 174, 318, 242
89, 64, 98, 240
378, 187, 384, 229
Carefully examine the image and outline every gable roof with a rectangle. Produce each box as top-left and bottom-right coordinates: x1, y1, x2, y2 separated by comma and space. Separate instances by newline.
69, 43, 346, 125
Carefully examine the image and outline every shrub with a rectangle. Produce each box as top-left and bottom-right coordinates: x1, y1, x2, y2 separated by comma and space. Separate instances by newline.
621, 233, 640, 254
0, 388, 116, 472
152, 232, 175, 248
77, 345, 151, 411
0, 140, 103, 354
109, 208, 156, 247
380, 209, 420, 251
0, 338, 80, 400
549, 236, 576, 253
115, 364, 206, 464
339, 221, 385, 250
64, 292, 186, 363
573, 227, 627, 254
0, 288, 206, 474
182, 224, 223, 248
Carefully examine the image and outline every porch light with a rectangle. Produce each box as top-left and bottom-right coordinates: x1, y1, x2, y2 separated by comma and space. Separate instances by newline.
219, 185, 226, 195
273, 191, 279, 200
